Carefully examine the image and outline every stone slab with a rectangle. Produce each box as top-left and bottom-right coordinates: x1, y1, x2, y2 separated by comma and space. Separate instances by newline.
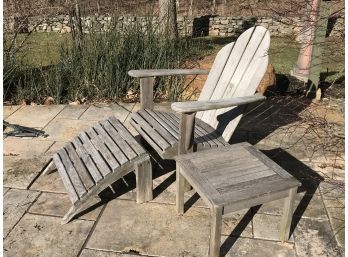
151, 170, 207, 208
325, 206, 345, 254
87, 200, 211, 256
30, 169, 136, 202
43, 118, 98, 142
320, 182, 345, 251
80, 249, 142, 257
4, 189, 40, 238
44, 141, 68, 156
220, 236, 296, 257
56, 105, 89, 119
28, 192, 103, 221
5, 105, 65, 128
79, 103, 134, 122
4, 187, 10, 195
258, 192, 328, 220
294, 218, 342, 257
4, 155, 51, 189
30, 171, 66, 193
253, 214, 294, 242
4, 213, 94, 257
3, 105, 22, 118
3, 138, 54, 157
88, 199, 252, 256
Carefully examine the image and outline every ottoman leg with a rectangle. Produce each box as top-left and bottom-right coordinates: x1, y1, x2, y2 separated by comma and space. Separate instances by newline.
135, 156, 153, 203
209, 206, 223, 257
279, 187, 297, 242
43, 160, 56, 175
176, 166, 185, 214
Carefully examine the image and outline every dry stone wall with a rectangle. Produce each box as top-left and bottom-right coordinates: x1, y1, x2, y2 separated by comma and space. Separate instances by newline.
4, 15, 344, 38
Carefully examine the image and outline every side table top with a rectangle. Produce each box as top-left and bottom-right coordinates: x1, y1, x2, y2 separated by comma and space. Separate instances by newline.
175, 142, 301, 208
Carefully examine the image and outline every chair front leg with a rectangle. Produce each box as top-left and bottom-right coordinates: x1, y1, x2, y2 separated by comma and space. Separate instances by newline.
178, 112, 196, 191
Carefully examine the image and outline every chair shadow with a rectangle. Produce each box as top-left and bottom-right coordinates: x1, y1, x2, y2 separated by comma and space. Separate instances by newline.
220, 207, 260, 256
260, 148, 324, 238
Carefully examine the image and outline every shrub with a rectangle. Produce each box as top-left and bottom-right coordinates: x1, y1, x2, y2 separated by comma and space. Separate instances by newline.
3, 17, 204, 104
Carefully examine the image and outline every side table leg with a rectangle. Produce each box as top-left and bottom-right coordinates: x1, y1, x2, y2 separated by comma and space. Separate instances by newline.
135, 156, 153, 203
176, 166, 185, 214
279, 187, 297, 242
209, 206, 223, 257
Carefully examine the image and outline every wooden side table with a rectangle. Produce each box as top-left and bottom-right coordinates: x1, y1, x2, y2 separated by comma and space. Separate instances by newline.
175, 142, 301, 257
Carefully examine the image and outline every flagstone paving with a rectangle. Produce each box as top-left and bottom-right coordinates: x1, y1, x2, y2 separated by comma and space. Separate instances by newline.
2, 103, 344, 257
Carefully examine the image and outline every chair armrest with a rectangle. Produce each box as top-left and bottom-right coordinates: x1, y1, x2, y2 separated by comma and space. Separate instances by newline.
171, 93, 266, 113
128, 69, 210, 78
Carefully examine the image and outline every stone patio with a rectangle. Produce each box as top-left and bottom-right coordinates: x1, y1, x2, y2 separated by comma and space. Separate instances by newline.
3, 101, 344, 257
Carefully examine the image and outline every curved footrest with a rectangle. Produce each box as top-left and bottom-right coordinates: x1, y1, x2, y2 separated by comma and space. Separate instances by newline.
48, 116, 153, 223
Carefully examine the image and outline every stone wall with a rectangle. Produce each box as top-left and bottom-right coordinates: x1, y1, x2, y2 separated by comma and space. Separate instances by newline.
4, 15, 344, 38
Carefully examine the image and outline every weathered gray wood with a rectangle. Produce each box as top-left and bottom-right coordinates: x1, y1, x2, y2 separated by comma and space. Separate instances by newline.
65, 143, 95, 190
245, 145, 293, 178
78, 132, 111, 177
209, 205, 223, 257
131, 112, 171, 152
175, 143, 301, 255
42, 160, 56, 175
212, 176, 300, 207
165, 112, 210, 148
93, 123, 128, 165
178, 112, 196, 191
53, 153, 79, 204
171, 93, 266, 113
176, 160, 220, 205
279, 187, 297, 242
48, 117, 154, 224
135, 156, 153, 203
58, 149, 87, 198
107, 116, 146, 156
100, 120, 137, 159
138, 109, 177, 145
86, 128, 119, 170
146, 109, 179, 138
128, 69, 209, 78
72, 137, 103, 183
129, 27, 271, 161
196, 26, 270, 141
223, 188, 290, 214
178, 112, 196, 155
196, 43, 235, 106
176, 166, 186, 214
211, 166, 273, 188
140, 77, 155, 110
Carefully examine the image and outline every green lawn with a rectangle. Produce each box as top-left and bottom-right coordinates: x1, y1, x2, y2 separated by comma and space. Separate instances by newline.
5, 33, 70, 67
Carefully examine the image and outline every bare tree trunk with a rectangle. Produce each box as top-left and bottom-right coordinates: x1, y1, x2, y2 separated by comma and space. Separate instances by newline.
69, 0, 83, 51
159, 0, 178, 40
96, 0, 100, 14
189, 0, 193, 16
290, 0, 320, 81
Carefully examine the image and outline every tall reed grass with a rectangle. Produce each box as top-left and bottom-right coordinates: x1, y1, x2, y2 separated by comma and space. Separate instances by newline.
4, 17, 204, 104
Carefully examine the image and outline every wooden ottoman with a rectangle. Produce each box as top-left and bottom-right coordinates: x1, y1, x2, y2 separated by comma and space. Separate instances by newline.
43, 116, 153, 224
175, 142, 301, 257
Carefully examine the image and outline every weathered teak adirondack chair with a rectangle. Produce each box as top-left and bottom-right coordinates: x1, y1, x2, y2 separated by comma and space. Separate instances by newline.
129, 26, 270, 159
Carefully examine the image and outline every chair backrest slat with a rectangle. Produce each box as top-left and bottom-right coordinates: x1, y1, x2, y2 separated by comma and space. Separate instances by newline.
197, 26, 270, 142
